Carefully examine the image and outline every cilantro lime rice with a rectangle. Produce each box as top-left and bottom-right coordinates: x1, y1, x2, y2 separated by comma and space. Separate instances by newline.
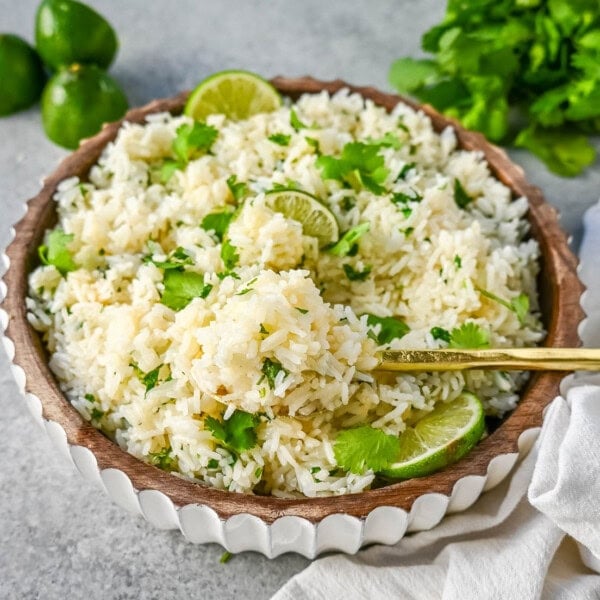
27, 89, 543, 497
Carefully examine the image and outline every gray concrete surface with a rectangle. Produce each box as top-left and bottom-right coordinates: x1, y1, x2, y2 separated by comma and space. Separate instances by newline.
0, 1, 598, 598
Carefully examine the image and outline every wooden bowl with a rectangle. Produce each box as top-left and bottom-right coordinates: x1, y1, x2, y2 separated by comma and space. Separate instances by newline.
0, 77, 584, 554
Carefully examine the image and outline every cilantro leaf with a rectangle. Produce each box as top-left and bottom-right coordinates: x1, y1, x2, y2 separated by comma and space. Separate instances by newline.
290, 109, 308, 131
478, 288, 530, 324
201, 211, 235, 242
142, 366, 161, 393
268, 133, 291, 146
159, 159, 180, 183
396, 162, 416, 180
226, 175, 248, 202
305, 136, 320, 153
261, 358, 288, 389
144, 246, 193, 270
453, 178, 472, 209
328, 222, 370, 256
205, 410, 260, 454
367, 132, 404, 149
161, 270, 213, 310
149, 446, 178, 471
316, 142, 390, 195
334, 426, 400, 474
431, 326, 451, 343
449, 322, 490, 349
172, 121, 218, 164
389, 57, 440, 93
38, 229, 77, 275
365, 314, 410, 345
220, 240, 239, 271
343, 264, 372, 281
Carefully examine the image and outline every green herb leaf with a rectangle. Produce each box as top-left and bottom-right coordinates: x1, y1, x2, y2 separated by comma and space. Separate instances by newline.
343, 264, 372, 281
38, 229, 77, 275
478, 287, 530, 324
143, 366, 161, 393
226, 175, 248, 202
431, 326, 451, 343
149, 446, 178, 471
396, 162, 416, 180
144, 246, 194, 270
201, 211, 235, 242
159, 159, 181, 183
454, 255, 462, 269
334, 426, 400, 474
172, 121, 218, 164
220, 551, 233, 564
328, 222, 370, 256
453, 178, 472, 209
389, 57, 440, 93
261, 358, 288, 389
220, 240, 240, 271
205, 410, 260, 454
268, 133, 291, 146
449, 322, 490, 349
161, 270, 212, 311
316, 142, 390, 195
305, 136, 320, 153
365, 314, 410, 345
367, 132, 404, 149
290, 109, 308, 131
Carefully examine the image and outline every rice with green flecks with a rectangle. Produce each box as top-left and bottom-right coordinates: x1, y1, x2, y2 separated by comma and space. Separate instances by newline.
27, 89, 543, 497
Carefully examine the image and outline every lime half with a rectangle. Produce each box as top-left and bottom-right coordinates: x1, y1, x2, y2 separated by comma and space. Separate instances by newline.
185, 70, 281, 121
380, 392, 485, 479
265, 189, 339, 247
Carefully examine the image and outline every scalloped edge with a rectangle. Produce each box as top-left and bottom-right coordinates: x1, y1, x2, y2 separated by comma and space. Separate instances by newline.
0, 89, 590, 559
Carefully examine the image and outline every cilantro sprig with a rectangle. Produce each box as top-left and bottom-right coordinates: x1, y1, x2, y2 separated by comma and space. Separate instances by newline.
316, 142, 390, 194
388, 1, 600, 176
161, 270, 213, 310
38, 229, 77, 275
161, 121, 218, 182
478, 288, 530, 325
365, 314, 410, 345
334, 426, 400, 474
328, 222, 370, 257
201, 210, 235, 242
205, 410, 260, 454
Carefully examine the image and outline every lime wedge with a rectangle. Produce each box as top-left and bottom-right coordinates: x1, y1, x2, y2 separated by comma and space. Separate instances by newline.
185, 70, 282, 121
380, 392, 485, 479
264, 189, 339, 247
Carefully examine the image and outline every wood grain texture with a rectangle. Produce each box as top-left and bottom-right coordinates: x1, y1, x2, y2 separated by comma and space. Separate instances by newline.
2, 77, 584, 523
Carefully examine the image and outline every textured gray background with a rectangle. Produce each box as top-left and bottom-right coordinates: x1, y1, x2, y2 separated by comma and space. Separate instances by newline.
1, 1, 599, 599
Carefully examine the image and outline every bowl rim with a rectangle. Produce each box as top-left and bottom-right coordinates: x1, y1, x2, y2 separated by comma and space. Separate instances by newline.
1, 76, 584, 524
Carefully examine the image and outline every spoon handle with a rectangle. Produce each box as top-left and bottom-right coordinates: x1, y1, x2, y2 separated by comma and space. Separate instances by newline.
376, 348, 600, 372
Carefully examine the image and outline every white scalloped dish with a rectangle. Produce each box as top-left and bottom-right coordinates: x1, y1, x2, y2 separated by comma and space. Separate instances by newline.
0, 78, 584, 557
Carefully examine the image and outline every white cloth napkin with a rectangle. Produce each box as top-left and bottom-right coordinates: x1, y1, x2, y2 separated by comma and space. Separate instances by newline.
272, 203, 600, 600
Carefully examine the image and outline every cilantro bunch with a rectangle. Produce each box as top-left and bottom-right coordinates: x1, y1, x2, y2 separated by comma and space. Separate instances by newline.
389, 0, 600, 177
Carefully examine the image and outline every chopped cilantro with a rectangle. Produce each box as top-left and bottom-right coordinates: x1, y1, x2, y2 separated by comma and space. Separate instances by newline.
261, 358, 288, 389
328, 222, 370, 257
396, 162, 416, 180
268, 133, 291, 146
340, 196, 356, 211
226, 175, 248, 202
290, 108, 308, 131
207, 458, 219, 469
259, 323, 269, 335
295, 307, 309, 315
365, 314, 410, 345
478, 288, 530, 324
220, 240, 239, 271
401, 226, 414, 237
454, 255, 462, 269
201, 211, 235, 242
449, 322, 490, 349
84, 393, 96, 403
334, 426, 400, 474
391, 190, 422, 205
149, 446, 178, 471
430, 326, 451, 343
205, 410, 260, 454
367, 132, 403, 149
142, 366, 161, 393
316, 142, 390, 195
161, 121, 218, 182
220, 551, 233, 564
38, 229, 77, 275
454, 178, 473, 209
343, 264, 372, 281
144, 246, 194, 270
305, 136, 320, 153
161, 270, 213, 311
254, 467, 263, 478
90, 408, 105, 421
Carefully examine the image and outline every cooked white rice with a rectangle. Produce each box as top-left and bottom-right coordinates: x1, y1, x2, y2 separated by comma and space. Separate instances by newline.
27, 89, 543, 497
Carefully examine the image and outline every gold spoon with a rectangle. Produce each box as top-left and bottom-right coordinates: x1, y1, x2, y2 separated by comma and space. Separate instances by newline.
375, 348, 600, 372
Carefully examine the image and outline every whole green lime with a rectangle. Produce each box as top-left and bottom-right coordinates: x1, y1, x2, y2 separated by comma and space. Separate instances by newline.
41, 64, 128, 149
0, 34, 46, 116
35, 0, 118, 70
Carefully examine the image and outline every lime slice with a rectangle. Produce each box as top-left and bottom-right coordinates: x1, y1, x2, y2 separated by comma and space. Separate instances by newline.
185, 70, 282, 121
380, 392, 485, 479
264, 190, 339, 247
